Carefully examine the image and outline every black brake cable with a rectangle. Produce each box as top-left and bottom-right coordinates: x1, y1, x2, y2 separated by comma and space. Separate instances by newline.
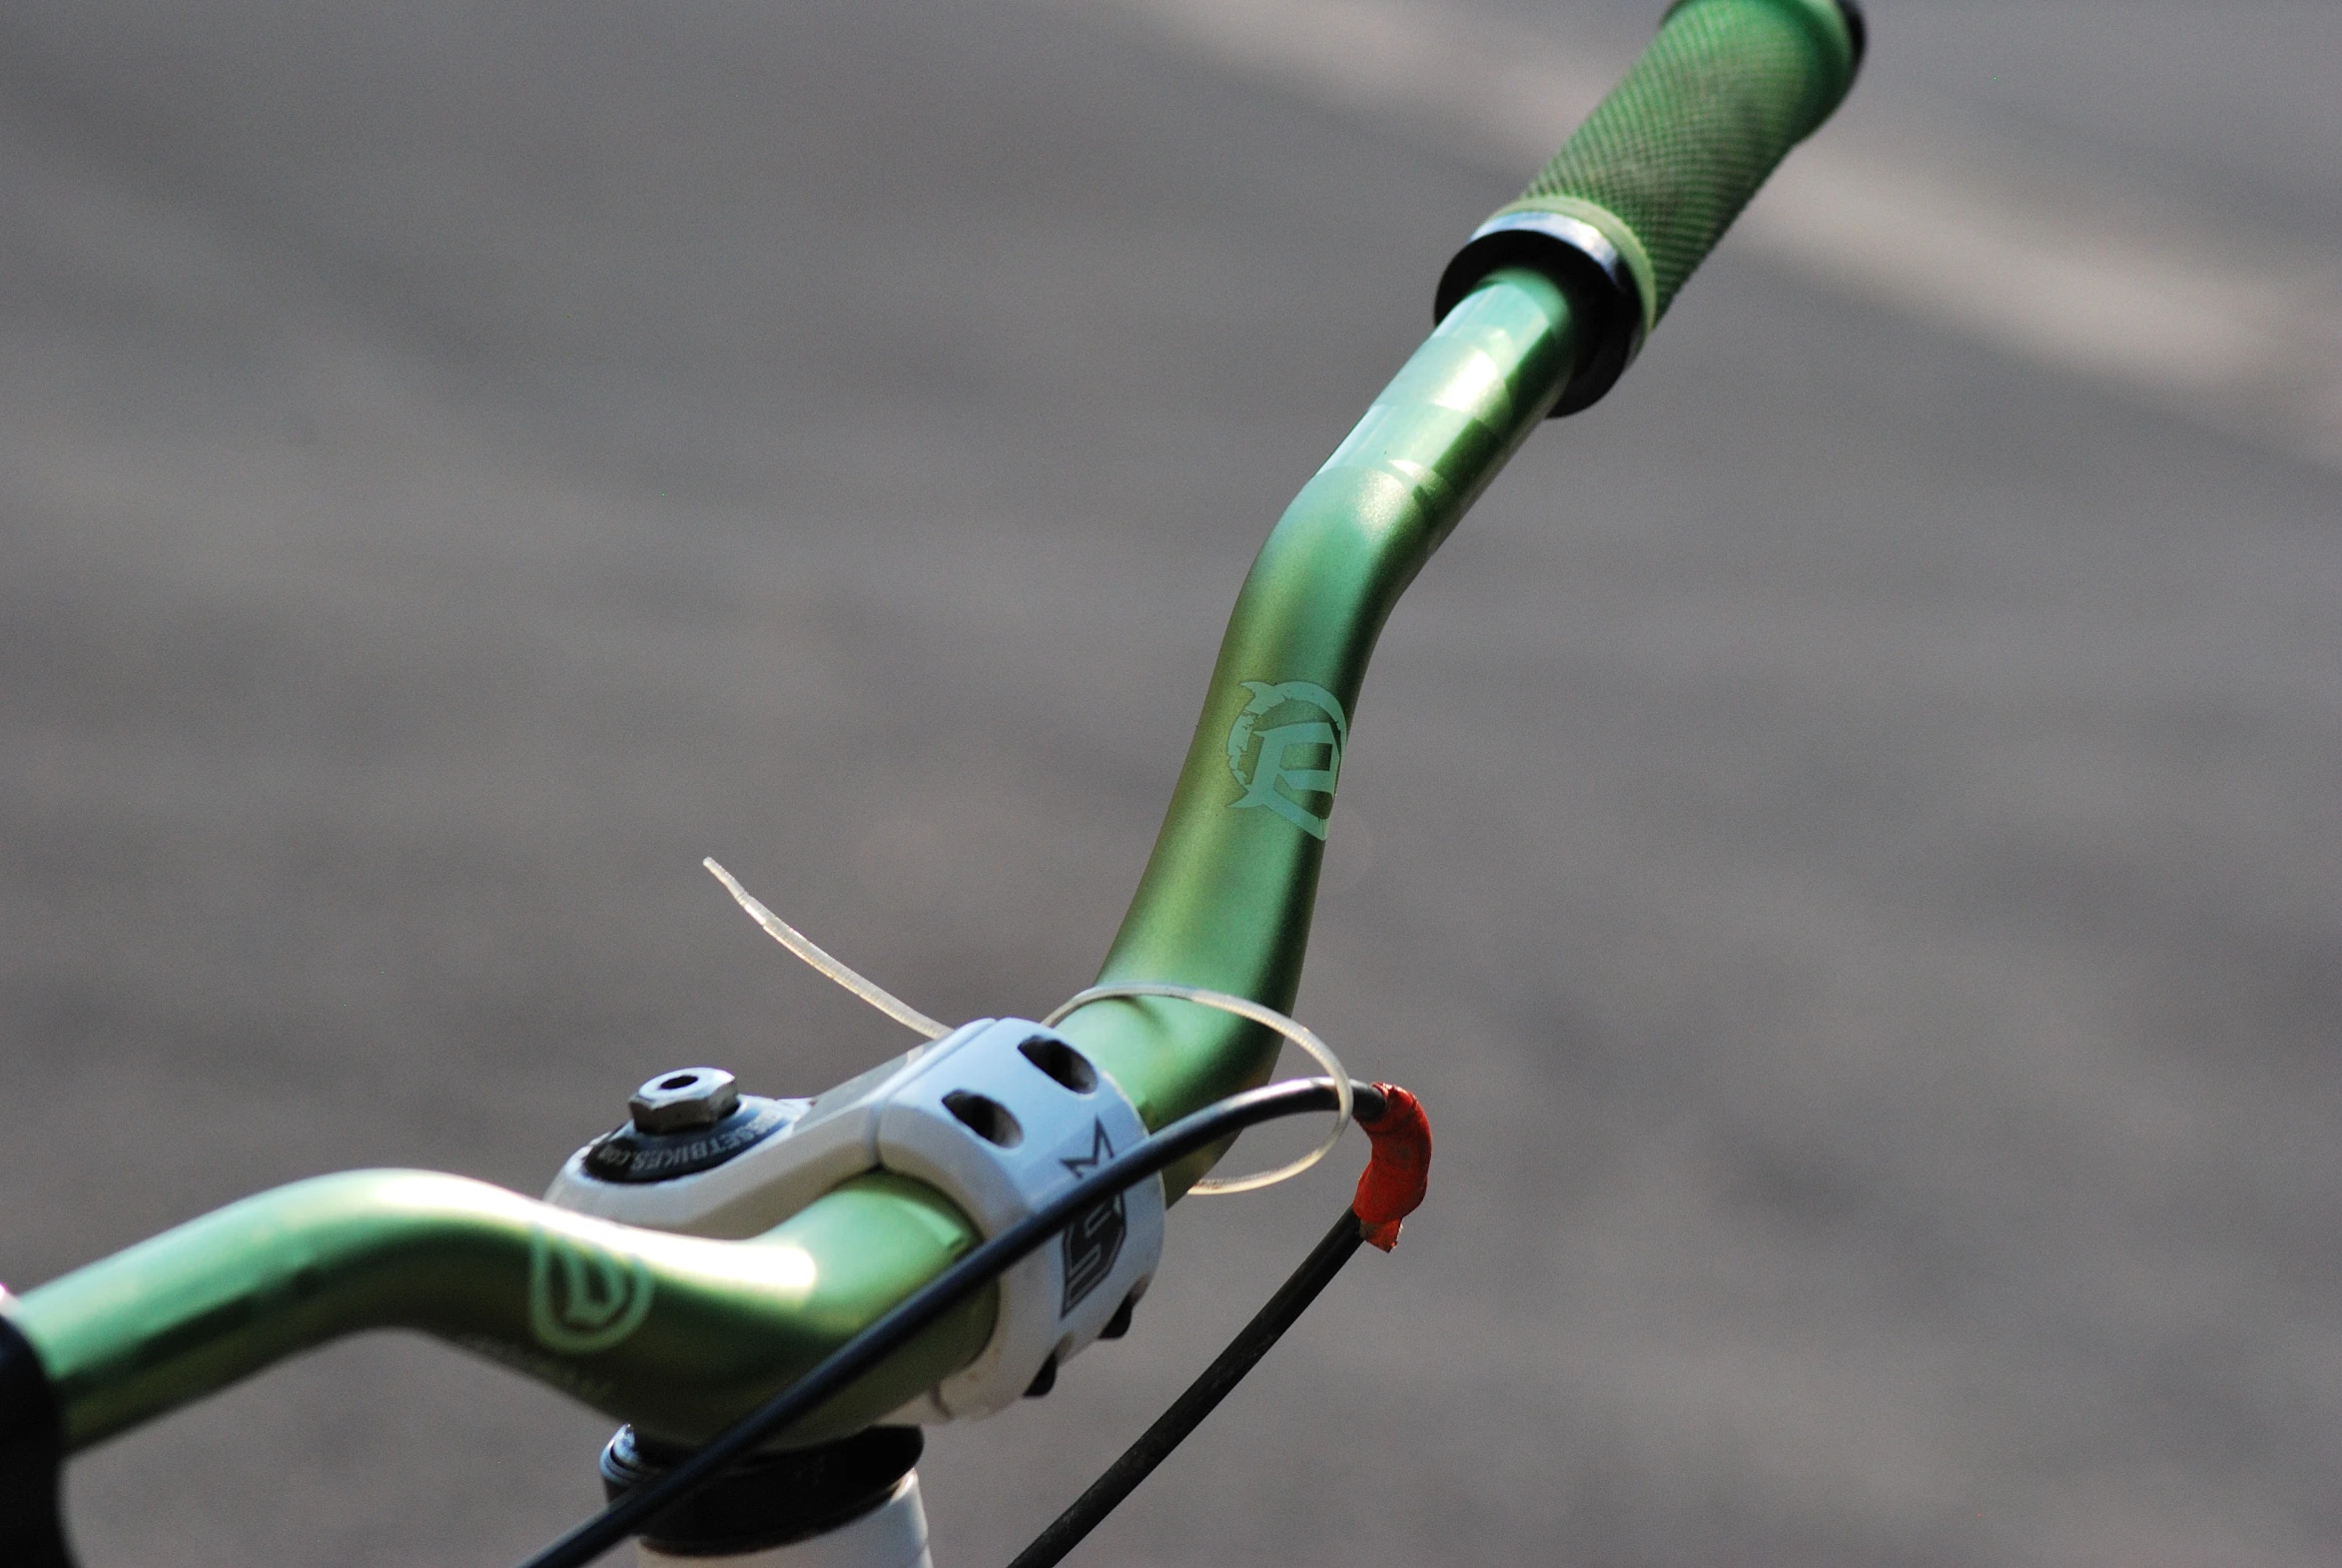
1007, 1204, 1368, 1568
516, 1077, 1387, 1568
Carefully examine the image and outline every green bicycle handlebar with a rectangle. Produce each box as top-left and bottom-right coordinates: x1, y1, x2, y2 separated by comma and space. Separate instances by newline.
1, 0, 1863, 1484
1437, 0, 1863, 412
7, 1172, 994, 1455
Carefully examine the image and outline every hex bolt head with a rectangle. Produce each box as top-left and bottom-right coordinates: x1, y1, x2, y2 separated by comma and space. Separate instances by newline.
629, 1067, 741, 1134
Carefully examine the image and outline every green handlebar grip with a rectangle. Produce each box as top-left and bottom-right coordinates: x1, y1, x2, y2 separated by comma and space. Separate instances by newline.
1436, 0, 1863, 413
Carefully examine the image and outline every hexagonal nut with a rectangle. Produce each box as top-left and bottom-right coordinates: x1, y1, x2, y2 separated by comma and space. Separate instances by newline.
628, 1067, 741, 1134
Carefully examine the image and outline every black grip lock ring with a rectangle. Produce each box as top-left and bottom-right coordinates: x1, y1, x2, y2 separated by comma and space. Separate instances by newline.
1437, 0, 1865, 416
0, 1311, 73, 1568
1434, 209, 1648, 417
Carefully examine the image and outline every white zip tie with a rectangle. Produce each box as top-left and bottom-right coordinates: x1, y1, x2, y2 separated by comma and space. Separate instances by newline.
703, 858, 952, 1042
705, 858, 1350, 1194
1044, 983, 1352, 1195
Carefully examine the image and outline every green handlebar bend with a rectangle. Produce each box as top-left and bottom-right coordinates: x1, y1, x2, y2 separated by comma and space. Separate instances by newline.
13, 1171, 994, 1452
8, 3, 1862, 1459
1061, 267, 1579, 1186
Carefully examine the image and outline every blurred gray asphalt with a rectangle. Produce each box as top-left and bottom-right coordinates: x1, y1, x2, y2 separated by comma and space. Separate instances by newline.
2, 2, 2339, 1565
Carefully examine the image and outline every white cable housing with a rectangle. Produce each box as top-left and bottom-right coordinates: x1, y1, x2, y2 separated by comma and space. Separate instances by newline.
545, 1019, 1165, 1421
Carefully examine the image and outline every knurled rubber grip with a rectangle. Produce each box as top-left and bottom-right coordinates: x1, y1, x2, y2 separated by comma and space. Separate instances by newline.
1437, 0, 1863, 414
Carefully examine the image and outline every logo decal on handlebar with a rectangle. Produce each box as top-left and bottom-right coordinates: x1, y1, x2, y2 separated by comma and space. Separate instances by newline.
1059, 1120, 1128, 1315
1225, 680, 1346, 840
528, 1224, 656, 1354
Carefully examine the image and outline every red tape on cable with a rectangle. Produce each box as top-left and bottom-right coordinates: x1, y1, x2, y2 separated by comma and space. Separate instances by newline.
1350, 1084, 1430, 1251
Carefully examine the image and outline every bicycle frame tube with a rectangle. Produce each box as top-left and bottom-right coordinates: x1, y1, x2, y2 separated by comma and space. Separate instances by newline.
6, 267, 1578, 1452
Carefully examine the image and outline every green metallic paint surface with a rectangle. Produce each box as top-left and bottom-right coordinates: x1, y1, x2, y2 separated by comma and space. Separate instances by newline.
1058, 268, 1578, 1183
8, 269, 1576, 1452
14, 1170, 991, 1450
